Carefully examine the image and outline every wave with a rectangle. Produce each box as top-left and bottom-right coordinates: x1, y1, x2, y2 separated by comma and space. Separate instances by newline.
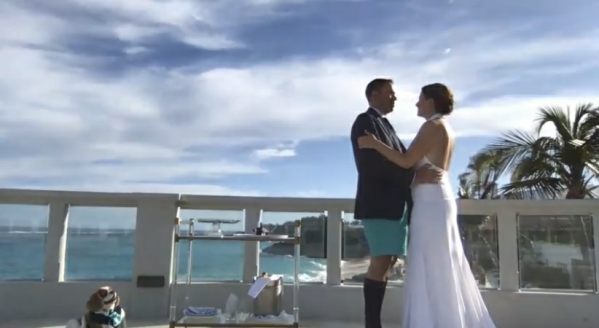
3, 230, 47, 234
281, 265, 327, 283
308, 261, 327, 270
68, 230, 134, 236
296, 271, 327, 282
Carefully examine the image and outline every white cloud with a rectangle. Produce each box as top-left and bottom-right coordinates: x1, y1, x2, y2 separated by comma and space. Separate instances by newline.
1, 0, 598, 194
291, 189, 327, 198
448, 95, 599, 138
253, 147, 297, 161
11, 180, 263, 196
61, 0, 301, 50
0, 2, 64, 46
124, 46, 150, 56
114, 24, 164, 43
1, 0, 303, 51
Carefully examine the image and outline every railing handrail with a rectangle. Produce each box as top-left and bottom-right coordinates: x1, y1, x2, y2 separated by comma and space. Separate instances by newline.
3, 187, 596, 213
1, 187, 598, 292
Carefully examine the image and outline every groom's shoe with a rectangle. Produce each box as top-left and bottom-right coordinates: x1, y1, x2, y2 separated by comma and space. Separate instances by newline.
363, 277, 387, 328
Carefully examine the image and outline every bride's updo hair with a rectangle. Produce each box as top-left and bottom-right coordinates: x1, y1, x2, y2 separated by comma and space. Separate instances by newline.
421, 83, 454, 115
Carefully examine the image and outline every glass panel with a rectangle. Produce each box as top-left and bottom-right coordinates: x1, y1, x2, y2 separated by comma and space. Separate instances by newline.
458, 214, 500, 288
177, 209, 244, 282
260, 211, 326, 283
65, 206, 136, 280
0, 204, 48, 280
518, 215, 595, 291
341, 213, 405, 284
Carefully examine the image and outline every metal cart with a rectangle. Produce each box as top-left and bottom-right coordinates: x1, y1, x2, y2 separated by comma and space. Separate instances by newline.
169, 218, 301, 327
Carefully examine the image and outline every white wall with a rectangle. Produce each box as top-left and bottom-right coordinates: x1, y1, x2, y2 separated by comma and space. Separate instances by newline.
1, 188, 599, 327
2, 282, 599, 328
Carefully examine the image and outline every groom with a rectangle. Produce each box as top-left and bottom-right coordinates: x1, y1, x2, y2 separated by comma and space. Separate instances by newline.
350, 78, 438, 328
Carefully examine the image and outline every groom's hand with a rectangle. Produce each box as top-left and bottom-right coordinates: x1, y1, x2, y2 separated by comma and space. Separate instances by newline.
413, 165, 443, 184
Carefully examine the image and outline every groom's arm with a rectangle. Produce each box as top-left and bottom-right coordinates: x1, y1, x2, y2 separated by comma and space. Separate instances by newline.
351, 114, 403, 180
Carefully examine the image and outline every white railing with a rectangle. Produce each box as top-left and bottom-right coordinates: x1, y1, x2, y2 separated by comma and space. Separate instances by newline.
1, 188, 599, 327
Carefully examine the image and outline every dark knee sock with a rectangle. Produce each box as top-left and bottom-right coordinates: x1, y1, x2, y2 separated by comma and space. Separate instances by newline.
363, 277, 387, 328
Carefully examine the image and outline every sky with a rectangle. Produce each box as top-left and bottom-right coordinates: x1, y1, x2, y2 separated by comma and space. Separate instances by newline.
1, 0, 598, 207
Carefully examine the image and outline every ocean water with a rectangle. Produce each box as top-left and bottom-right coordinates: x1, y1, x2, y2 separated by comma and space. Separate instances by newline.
0, 229, 327, 282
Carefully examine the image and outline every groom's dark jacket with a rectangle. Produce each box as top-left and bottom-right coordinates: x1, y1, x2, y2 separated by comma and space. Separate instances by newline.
351, 108, 414, 222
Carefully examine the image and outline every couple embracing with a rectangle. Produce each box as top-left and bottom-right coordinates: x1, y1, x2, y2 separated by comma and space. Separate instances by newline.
351, 79, 496, 328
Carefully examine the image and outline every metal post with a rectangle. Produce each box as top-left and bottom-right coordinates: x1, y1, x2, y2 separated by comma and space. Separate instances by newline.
591, 211, 599, 293
44, 202, 69, 282
293, 220, 301, 324
326, 209, 342, 285
244, 208, 261, 283
169, 217, 181, 323
497, 209, 520, 291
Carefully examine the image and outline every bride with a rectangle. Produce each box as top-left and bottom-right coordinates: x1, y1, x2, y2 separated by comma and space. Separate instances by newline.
358, 83, 496, 328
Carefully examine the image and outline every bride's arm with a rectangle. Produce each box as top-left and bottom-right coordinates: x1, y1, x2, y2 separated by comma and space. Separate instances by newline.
359, 122, 437, 168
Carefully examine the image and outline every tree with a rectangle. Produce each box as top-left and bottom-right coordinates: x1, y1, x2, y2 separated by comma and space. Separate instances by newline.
458, 150, 507, 200
473, 104, 599, 270
480, 104, 599, 199
457, 151, 510, 284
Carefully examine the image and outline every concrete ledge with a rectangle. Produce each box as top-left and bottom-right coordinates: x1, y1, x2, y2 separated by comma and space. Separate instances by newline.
2, 282, 599, 328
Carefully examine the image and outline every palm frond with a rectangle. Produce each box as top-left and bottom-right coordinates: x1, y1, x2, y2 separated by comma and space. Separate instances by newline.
510, 155, 557, 182
578, 106, 599, 138
457, 172, 472, 199
458, 149, 507, 199
480, 182, 499, 199
582, 175, 598, 190
471, 104, 598, 200
484, 130, 538, 174
572, 103, 595, 137
585, 159, 599, 176
501, 177, 564, 199
584, 183, 598, 198
536, 106, 573, 141
530, 136, 562, 161
585, 127, 599, 158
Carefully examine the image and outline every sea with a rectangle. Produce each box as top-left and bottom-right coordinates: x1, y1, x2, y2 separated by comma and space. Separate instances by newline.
0, 227, 327, 282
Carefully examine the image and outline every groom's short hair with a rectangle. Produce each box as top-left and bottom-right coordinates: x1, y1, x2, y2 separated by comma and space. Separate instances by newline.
365, 78, 393, 101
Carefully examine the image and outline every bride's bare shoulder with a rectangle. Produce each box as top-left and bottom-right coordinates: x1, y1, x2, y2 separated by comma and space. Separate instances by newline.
419, 119, 445, 133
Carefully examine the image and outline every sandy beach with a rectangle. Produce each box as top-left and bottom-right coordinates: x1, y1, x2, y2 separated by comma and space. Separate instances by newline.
341, 257, 406, 283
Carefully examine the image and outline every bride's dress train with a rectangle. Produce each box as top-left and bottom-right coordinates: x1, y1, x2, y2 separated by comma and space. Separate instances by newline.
402, 161, 495, 328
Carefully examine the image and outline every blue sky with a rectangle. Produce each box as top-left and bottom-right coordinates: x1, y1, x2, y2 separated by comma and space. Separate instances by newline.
1, 0, 598, 202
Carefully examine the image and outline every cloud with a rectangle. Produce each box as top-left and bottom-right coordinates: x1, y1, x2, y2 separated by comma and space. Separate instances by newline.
253, 145, 297, 161
0, 0, 597, 193
448, 95, 599, 138
290, 189, 327, 198
3, 0, 305, 51
8, 180, 264, 196
124, 46, 150, 56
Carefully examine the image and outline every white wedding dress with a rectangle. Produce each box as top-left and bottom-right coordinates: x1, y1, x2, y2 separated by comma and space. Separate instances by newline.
401, 122, 495, 328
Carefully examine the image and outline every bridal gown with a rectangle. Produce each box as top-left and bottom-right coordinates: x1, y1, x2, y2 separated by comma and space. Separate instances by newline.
401, 157, 496, 328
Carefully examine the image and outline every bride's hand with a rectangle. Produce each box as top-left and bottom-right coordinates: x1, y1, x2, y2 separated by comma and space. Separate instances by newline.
358, 131, 380, 149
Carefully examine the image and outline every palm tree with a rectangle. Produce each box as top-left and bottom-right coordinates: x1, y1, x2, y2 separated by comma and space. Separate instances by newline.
482, 104, 599, 199
588, 128, 599, 163
457, 151, 509, 284
476, 104, 599, 268
458, 150, 506, 200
